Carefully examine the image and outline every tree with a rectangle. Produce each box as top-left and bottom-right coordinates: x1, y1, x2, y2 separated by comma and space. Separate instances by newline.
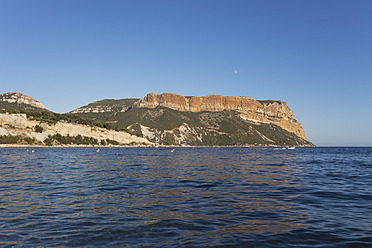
35, 125, 43, 133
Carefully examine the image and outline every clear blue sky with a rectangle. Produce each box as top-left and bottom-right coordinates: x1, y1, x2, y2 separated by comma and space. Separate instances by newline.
1, 0, 371, 146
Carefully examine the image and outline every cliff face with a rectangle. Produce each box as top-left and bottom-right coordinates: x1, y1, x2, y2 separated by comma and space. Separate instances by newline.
0, 92, 45, 109
136, 93, 307, 140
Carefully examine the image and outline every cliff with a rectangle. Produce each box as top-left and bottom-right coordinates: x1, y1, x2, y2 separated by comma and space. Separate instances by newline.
136, 93, 307, 140
0, 92, 45, 109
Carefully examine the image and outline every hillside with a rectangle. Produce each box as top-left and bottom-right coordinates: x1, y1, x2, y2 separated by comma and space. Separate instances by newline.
71, 98, 139, 114
0, 92, 45, 109
72, 93, 314, 147
0, 93, 151, 146
0, 92, 45, 112
0, 113, 151, 146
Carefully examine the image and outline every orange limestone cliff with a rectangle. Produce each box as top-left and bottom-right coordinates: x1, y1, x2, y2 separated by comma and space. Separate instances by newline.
136, 93, 307, 140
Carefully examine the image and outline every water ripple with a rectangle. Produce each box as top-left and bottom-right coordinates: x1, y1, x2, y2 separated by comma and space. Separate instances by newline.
0, 147, 371, 247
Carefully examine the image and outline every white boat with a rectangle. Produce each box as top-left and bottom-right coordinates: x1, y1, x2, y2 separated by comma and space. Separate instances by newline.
284, 146, 295, 150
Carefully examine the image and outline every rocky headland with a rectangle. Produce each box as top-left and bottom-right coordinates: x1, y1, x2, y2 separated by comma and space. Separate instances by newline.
72, 93, 312, 146
0, 92, 313, 147
135, 93, 306, 140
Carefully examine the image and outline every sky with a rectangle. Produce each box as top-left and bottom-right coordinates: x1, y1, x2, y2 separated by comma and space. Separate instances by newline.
1, 0, 371, 146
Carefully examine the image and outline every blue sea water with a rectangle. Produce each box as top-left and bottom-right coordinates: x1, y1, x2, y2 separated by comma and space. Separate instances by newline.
0, 147, 371, 247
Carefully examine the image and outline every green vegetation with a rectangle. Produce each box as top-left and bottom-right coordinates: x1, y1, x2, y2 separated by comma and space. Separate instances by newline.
0, 135, 35, 144
30, 118, 57, 124
0, 101, 130, 133
258, 100, 282, 105
44, 134, 98, 146
0, 101, 43, 113
43, 134, 121, 146
78, 98, 139, 109
0, 135, 21, 144
76, 105, 313, 147
35, 125, 43, 133
106, 139, 119, 145
0, 133, 120, 146
77, 106, 192, 131
23, 137, 36, 145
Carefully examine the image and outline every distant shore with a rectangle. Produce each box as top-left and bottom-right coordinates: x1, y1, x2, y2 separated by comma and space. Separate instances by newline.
0, 144, 153, 148
0, 144, 316, 148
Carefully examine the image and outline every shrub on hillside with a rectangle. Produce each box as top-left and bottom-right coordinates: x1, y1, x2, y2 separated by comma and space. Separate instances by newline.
35, 125, 43, 133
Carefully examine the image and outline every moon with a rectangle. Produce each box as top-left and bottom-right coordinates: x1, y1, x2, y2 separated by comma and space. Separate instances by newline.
234, 69, 238, 74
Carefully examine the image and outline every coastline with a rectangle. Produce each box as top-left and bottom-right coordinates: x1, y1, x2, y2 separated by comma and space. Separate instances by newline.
0, 144, 316, 148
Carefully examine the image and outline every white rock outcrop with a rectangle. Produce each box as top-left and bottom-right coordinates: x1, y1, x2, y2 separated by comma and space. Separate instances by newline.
0, 92, 45, 109
0, 113, 151, 145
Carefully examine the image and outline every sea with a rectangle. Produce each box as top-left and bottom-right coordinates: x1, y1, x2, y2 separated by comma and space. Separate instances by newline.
0, 147, 371, 247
